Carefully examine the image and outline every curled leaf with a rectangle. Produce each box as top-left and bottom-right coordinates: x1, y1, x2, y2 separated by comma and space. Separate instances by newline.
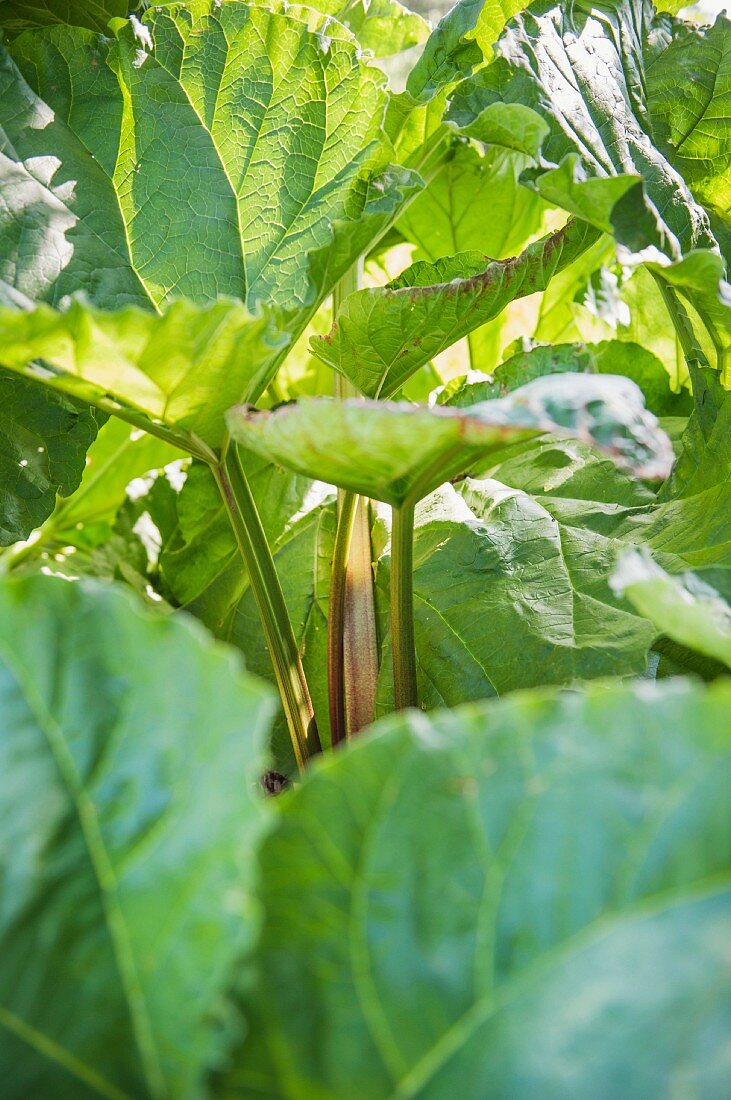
227, 373, 673, 507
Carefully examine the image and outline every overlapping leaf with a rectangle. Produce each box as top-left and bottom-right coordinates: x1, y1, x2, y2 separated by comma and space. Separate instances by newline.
0, 0, 125, 33
0, 296, 287, 447
647, 13, 731, 222
0, 574, 274, 1098
0, 370, 101, 544
225, 679, 731, 1099
318, 0, 429, 57
439, 339, 692, 416
371, 364, 729, 709
447, 0, 718, 262
228, 373, 672, 507
311, 218, 601, 397
3, 3, 414, 310
0, 2, 420, 443
611, 549, 731, 668
396, 142, 549, 264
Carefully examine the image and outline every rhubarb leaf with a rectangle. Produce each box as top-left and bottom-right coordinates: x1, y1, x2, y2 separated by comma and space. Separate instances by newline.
0, 573, 274, 1098
227, 373, 672, 507
228, 678, 731, 1099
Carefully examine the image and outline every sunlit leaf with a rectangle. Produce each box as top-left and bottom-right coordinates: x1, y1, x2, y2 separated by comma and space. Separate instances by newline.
611, 548, 731, 668
228, 373, 672, 507
312, 218, 600, 398
225, 678, 731, 1099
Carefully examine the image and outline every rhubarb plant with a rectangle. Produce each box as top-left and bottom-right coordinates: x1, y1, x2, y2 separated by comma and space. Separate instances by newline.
0, 0, 729, 1096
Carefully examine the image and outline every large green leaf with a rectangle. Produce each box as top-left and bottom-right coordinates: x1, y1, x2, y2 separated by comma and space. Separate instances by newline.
0, 573, 275, 1098
0, 296, 286, 447
439, 339, 693, 416
611, 549, 731, 668
647, 13, 731, 222
447, 0, 718, 263
227, 373, 673, 507
0, 2, 420, 441
0, 0, 126, 33
3, 3, 412, 310
225, 678, 731, 1098
395, 142, 549, 264
0, 370, 101, 545
372, 476, 657, 710
372, 369, 730, 709
311, 218, 601, 398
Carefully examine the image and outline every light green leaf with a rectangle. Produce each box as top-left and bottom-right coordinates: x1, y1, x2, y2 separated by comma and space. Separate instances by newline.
440, 339, 693, 416
447, 0, 719, 263
0, 0, 125, 33
226, 678, 731, 1099
611, 549, 731, 668
227, 373, 673, 507
3, 4, 411, 311
660, 364, 731, 500
320, 0, 429, 56
0, 296, 287, 447
645, 250, 731, 379
405, 0, 485, 102
311, 218, 601, 398
396, 142, 549, 263
647, 14, 731, 221
0, 370, 100, 545
0, 573, 275, 1098
0, 3, 420, 443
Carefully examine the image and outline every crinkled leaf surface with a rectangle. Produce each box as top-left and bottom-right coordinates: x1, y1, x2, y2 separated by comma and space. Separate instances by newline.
0, 297, 287, 446
647, 14, 731, 222
0, 2, 419, 439
440, 339, 692, 416
0, 574, 275, 1099
0, 369, 101, 544
227, 373, 673, 507
372, 475, 657, 711
373, 370, 729, 710
2, 3, 411, 310
611, 549, 731, 668
225, 678, 731, 1099
447, 0, 718, 263
311, 218, 601, 398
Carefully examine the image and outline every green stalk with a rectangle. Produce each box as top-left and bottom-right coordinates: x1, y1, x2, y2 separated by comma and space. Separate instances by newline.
214, 445, 320, 769
328, 489, 357, 745
390, 502, 418, 710
652, 273, 711, 371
